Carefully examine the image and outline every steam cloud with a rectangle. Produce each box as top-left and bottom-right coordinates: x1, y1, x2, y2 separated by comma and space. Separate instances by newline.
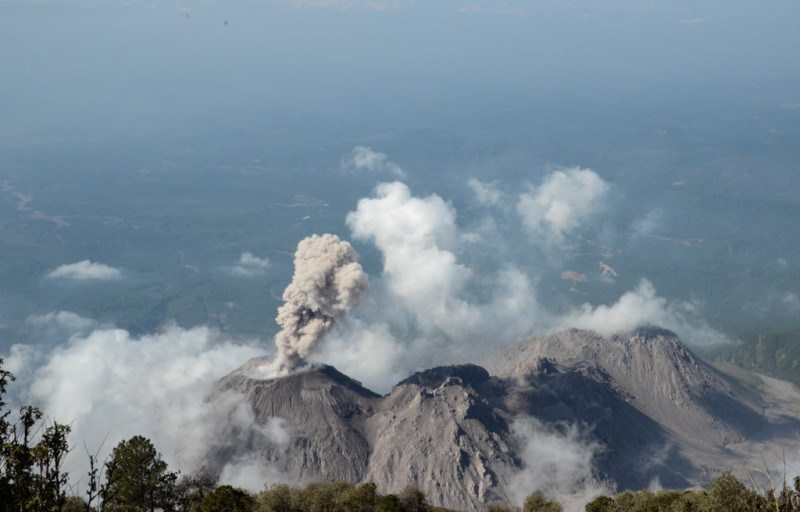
48, 260, 122, 281
9, 321, 268, 488
468, 177, 503, 207
509, 418, 610, 512
274, 234, 369, 372
554, 279, 729, 347
315, 174, 730, 392
231, 252, 271, 277
517, 167, 609, 249
341, 146, 406, 178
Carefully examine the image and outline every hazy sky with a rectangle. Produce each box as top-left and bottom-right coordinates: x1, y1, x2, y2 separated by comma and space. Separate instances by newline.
3, 0, 799, 141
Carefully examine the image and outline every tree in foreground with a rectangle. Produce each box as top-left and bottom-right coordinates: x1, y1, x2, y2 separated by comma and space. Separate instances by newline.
103, 435, 179, 512
398, 485, 428, 512
200, 485, 255, 512
583, 471, 800, 511
522, 491, 562, 512
0, 357, 71, 512
174, 471, 218, 512
485, 501, 520, 512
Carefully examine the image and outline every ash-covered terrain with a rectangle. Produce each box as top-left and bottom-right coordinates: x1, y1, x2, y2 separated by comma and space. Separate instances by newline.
206, 327, 800, 512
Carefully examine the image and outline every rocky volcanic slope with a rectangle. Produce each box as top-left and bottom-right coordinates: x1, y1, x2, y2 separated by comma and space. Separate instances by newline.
207, 328, 796, 511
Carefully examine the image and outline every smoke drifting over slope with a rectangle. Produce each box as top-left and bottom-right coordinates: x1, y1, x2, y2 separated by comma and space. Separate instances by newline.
11, 322, 265, 487
313, 166, 731, 392
274, 234, 369, 372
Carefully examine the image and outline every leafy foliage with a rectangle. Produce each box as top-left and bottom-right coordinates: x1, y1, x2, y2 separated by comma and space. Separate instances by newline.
174, 471, 218, 512
485, 502, 520, 512
708, 329, 800, 388
584, 471, 800, 512
0, 357, 71, 512
257, 481, 397, 512
522, 492, 562, 512
102, 435, 179, 512
201, 485, 255, 512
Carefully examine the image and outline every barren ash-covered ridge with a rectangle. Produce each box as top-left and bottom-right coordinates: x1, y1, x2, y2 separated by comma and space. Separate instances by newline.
482, 327, 763, 449
209, 362, 519, 511
364, 365, 517, 512
211, 363, 379, 484
204, 328, 798, 511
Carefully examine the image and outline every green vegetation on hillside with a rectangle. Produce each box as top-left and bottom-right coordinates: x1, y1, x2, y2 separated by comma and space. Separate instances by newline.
585, 472, 800, 511
706, 329, 800, 388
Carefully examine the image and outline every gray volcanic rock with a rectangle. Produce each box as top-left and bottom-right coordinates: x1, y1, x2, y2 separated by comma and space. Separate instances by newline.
364, 366, 517, 512
482, 328, 763, 449
205, 329, 788, 511
211, 363, 379, 484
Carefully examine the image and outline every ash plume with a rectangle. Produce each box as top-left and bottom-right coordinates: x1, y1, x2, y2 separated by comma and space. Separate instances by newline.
274, 234, 369, 372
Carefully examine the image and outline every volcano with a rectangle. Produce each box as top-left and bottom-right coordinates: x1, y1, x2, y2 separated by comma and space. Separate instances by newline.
205, 328, 800, 511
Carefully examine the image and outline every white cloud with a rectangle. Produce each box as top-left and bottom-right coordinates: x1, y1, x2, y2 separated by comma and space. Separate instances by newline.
218, 452, 289, 491
26, 310, 97, 333
517, 168, 609, 249
214, 401, 291, 491
631, 208, 663, 236
312, 319, 407, 394
231, 252, 271, 277
18, 323, 265, 482
509, 418, 609, 512
341, 146, 406, 178
554, 279, 729, 347
323, 181, 540, 392
48, 260, 122, 281
347, 181, 472, 337
468, 177, 503, 206
314, 175, 730, 390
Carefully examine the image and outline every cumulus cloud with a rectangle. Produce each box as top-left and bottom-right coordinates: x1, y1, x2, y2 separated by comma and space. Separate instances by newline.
347, 181, 473, 336
26, 310, 97, 334
341, 146, 406, 178
554, 279, 729, 347
517, 168, 609, 249
468, 177, 503, 206
231, 252, 271, 277
312, 181, 541, 392
509, 418, 610, 512
48, 260, 122, 281
15, 323, 266, 482
307, 175, 732, 391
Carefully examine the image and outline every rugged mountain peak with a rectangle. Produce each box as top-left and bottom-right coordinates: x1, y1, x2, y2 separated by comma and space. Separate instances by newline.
396, 364, 491, 390
205, 329, 791, 511
483, 328, 763, 448
210, 362, 378, 484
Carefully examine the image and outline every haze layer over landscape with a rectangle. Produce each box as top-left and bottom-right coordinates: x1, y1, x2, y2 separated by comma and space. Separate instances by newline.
2, 0, 800, 504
